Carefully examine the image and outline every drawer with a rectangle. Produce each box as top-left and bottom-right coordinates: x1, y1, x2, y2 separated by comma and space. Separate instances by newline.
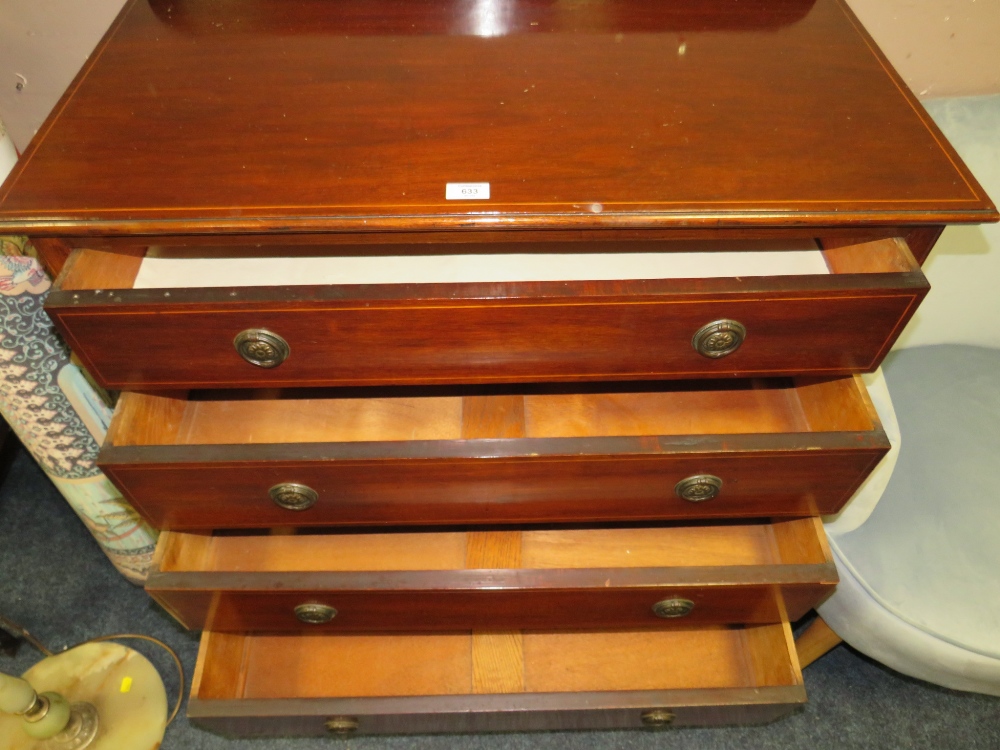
47, 237, 927, 389
146, 518, 836, 632
188, 621, 805, 736
100, 376, 888, 530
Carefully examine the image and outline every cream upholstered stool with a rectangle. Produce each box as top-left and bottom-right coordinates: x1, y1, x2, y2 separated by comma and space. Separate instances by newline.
799, 347, 1000, 696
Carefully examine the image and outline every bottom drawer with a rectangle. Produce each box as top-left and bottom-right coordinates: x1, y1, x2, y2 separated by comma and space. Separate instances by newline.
188, 621, 805, 736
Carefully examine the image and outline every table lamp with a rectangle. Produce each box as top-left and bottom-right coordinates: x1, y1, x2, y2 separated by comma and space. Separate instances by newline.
0, 640, 168, 749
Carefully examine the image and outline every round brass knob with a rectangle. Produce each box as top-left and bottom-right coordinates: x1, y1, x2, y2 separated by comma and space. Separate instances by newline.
325, 716, 359, 735
692, 319, 746, 359
294, 603, 337, 625
640, 709, 676, 728
652, 598, 695, 619
269, 483, 318, 511
674, 474, 722, 503
234, 328, 290, 368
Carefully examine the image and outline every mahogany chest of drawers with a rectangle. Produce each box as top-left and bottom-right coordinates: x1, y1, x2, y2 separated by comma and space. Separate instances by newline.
0, 0, 995, 737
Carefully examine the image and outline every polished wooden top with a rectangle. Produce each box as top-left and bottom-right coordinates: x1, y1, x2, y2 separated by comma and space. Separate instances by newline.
0, 0, 994, 238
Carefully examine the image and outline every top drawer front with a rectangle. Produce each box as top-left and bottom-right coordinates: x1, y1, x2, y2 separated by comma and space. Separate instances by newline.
45, 238, 927, 389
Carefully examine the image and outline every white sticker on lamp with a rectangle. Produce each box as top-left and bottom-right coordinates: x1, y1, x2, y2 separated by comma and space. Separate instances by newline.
446, 182, 490, 200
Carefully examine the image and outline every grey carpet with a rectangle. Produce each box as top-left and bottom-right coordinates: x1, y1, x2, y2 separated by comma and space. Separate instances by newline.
1, 444, 998, 749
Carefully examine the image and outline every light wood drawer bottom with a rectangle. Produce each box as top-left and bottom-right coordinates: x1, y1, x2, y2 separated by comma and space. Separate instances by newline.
189, 621, 805, 736
147, 519, 836, 632
102, 375, 888, 530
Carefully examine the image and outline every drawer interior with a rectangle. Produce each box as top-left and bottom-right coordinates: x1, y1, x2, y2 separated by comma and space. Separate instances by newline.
57, 236, 918, 292
191, 622, 803, 700
148, 520, 835, 630
106, 376, 878, 447
154, 518, 830, 574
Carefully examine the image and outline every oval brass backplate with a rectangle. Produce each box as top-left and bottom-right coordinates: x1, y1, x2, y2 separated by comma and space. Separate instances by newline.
640, 709, 676, 728
691, 319, 746, 359
674, 474, 723, 503
294, 603, 337, 625
652, 598, 695, 619
325, 716, 359, 735
233, 328, 290, 368
269, 482, 318, 511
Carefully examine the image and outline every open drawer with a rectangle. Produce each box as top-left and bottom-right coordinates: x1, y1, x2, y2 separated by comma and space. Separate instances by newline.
146, 518, 836, 632
100, 375, 888, 530
188, 621, 805, 736
46, 237, 927, 389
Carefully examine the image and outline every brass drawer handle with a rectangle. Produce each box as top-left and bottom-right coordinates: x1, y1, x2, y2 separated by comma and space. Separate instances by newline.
640, 709, 676, 728
674, 474, 722, 503
294, 603, 337, 625
692, 319, 746, 358
325, 717, 359, 734
269, 483, 318, 511
652, 598, 695, 619
234, 328, 290, 368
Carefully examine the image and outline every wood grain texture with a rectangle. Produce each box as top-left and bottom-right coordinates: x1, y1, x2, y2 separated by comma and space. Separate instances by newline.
462, 413, 525, 680
742, 618, 802, 688
172, 396, 464, 445
244, 634, 474, 699
466, 532, 522, 569
195, 625, 797, 697
159, 526, 791, 573
57, 247, 144, 290
523, 629, 749, 692
23, 226, 924, 253
106, 391, 188, 447
47, 244, 928, 389
29, 238, 73, 278
472, 633, 524, 694
793, 376, 876, 432
0, 0, 994, 238
466, 528, 527, 692
820, 237, 917, 274
462, 396, 525, 440
109, 380, 871, 446
186, 623, 804, 736
193, 630, 249, 701
145, 522, 836, 632
101, 380, 888, 530
104, 447, 887, 529
770, 518, 830, 566
903, 226, 945, 265
9, 0, 985, 735
795, 616, 843, 668
188, 696, 802, 737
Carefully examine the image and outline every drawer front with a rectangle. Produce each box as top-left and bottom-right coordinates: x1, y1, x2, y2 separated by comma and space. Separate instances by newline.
100, 377, 888, 531
152, 584, 827, 634
188, 625, 805, 736
47, 241, 927, 389
146, 521, 836, 632
191, 694, 801, 737
106, 448, 885, 530
50, 288, 923, 389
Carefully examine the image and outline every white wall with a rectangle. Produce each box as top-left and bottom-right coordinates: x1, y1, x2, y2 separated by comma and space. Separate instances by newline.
896, 96, 1000, 350
0, 0, 127, 151
846, 0, 1000, 99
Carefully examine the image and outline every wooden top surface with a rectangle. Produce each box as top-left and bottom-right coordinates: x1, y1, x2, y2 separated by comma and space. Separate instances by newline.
0, 0, 994, 238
